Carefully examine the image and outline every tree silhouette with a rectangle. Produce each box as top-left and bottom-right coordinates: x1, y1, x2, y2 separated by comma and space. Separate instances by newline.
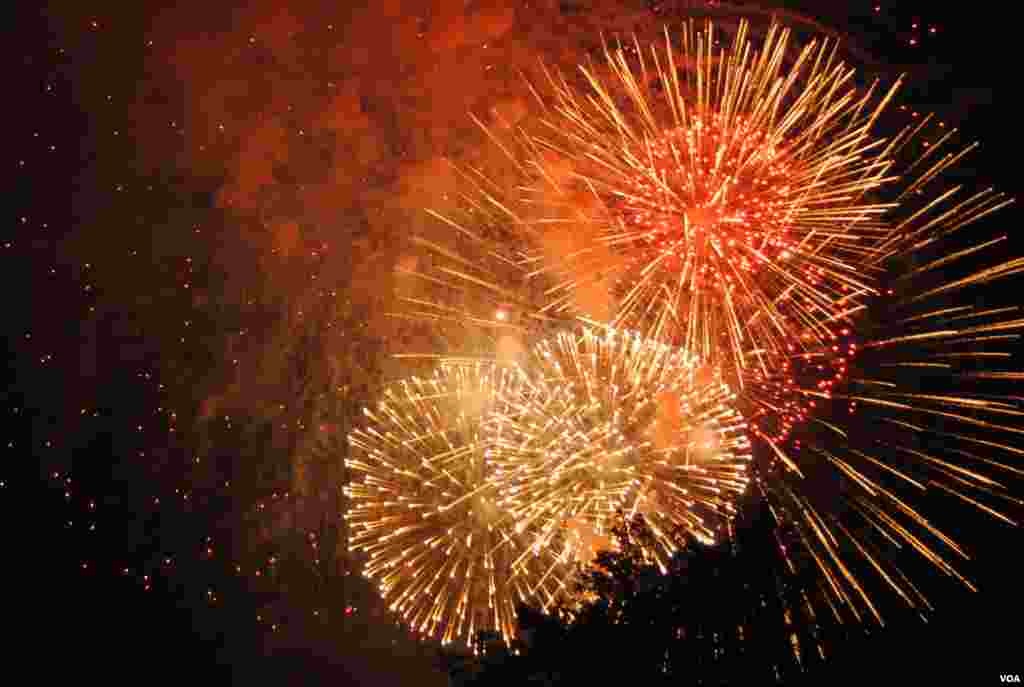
448, 504, 822, 686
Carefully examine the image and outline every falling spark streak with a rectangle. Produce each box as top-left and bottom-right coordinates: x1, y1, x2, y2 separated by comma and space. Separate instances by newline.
908, 259, 1024, 302
833, 521, 916, 609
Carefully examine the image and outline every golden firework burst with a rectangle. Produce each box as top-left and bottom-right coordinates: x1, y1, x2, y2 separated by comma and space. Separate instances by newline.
345, 362, 572, 646
487, 326, 752, 569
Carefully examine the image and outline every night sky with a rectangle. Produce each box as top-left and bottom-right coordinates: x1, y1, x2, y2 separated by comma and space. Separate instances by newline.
13, 1, 1023, 684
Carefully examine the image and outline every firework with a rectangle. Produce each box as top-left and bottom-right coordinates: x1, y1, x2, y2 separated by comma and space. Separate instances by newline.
511, 21, 1007, 451
411, 22, 895, 372
346, 329, 752, 641
487, 327, 752, 569
344, 362, 572, 646
748, 223, 1024, 641
381, 18, 1022, 646
760, 231, 1024, 629
518, 20, 1012, 373
399, 20, 1007, 441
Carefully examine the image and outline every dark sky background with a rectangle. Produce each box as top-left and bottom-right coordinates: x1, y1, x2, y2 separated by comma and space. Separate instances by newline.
11, 1, 1023, 685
